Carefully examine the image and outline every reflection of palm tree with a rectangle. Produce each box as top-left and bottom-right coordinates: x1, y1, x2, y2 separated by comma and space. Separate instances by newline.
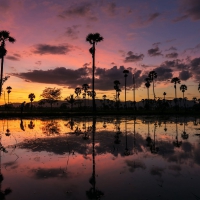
20, 119, 25, 131
124, 118, 130, 156
0, 30, 16, 95
133, 117, 137, 154
150, 123, 159, 154
86, 117, 104, 199
0, 133, 12, 199
28, 120, 35, 129
181, 119, 188, 140
86, 33, 104, 112
173, 118, 182, 147
146, 121, 152, 147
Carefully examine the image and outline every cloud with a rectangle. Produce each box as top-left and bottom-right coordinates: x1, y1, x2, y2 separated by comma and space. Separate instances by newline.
174, 0, 200, 22
103, 2, 116, 16
179, 70, 192, 80
165, 46, 177, 51
65, 25, 80, 40
124, 51, 144, 62
153, 66, 173, 81
59, 2, 97, 21
147, 12, 160, 22
165, 52, 178, 58
148, 46, 162, 57
6, 53, 21, 61
33, 44, 73, 55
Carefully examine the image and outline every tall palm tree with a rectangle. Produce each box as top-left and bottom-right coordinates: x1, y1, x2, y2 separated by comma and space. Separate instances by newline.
145, 78, 151, 102
86, 33, 104, 112
180, 84, 187, 99
6, 86, 12, 104
148, 71, 157, 100
171, 77, 181, 100
82, 83, 89, 107
0, 31, 16, 95
114, 80, 120, 102
123, 69, 129, 108
28, 93, 35, 110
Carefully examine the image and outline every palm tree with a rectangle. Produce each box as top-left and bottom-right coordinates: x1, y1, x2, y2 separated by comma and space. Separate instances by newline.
6, 86, 12, 104
198, 83, 200, 93
163, 92, 166, 100
75, 87, 81, 98
114, 80, 120, 102
82, 84, 89, 107
148, 71, 157, 100
86, 33, 104, 112
0, 31, 16, 95
28, 93, 35, 110
65, 94, 76, 110
123, 69, 129, 108
180, 84, 187, 98
145, 78, 151, 102
171, 77, 181, 100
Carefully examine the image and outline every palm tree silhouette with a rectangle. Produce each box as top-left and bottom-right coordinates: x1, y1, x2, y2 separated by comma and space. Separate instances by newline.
148, 71, 157, 100
75, 87, 81, 98
163, 92, 166, 101
114, 80, 120, 102
123, 69, 129, 109
171, 77, 181, 101
6, 86, 12, 104
180, 84, 187, 98
86, 33, 104, 112
82, 84, 89, 107
198, 83, 200, 93
65, 95, 76, 110
0, 31, 16, 95
28, 93, 35, 111
145, 78, 151, 103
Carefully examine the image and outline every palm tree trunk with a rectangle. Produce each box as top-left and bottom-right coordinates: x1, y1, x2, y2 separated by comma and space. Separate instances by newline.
0, 56, 4, 96
125, 77, 127, 109
92, 43, 96, 112
153, 80, 156, 100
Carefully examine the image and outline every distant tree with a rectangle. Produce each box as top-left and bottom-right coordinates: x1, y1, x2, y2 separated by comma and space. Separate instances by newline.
198, 83, 200, 93
0, 31, 16, 95
38, 99, 46, 107
114, 80, 120, 102
6, 86, 12, 104
75, 87, 81, 98
86, 33, 104, 112
148, 71, 157, 100
163, 92, 166, 100
123, 70, 129, 108
82, 83, 89, 107
145, 78, 151, 101
40, 87, 61, 109
65, 94, 76, 110
28, 93, 35, 110
171, 77, 181, 99
180, 84, 187, 98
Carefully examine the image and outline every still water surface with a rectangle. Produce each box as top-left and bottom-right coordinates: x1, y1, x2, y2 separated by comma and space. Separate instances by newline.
0, 116, 200, 200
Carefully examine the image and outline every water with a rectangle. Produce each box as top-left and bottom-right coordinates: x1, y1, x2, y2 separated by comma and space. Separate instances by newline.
0, 116, 200, 200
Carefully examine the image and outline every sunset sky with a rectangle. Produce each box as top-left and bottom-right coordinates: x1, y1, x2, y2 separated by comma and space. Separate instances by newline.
1, 0, 200, 104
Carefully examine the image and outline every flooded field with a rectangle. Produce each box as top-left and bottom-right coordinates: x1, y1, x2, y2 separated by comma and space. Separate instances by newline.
0, 116, 200, 200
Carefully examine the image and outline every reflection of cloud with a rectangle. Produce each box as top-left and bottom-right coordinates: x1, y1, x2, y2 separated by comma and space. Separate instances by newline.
150, 167, 165, 177
125, 160, 146, 172
168, 165, 181, 172
31, 168, 68, 179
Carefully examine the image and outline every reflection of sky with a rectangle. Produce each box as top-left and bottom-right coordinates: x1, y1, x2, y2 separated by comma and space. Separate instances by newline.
0, 116, 200, 199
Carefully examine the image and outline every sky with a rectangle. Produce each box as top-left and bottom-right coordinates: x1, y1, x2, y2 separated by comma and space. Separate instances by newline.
0, 0, 200, 104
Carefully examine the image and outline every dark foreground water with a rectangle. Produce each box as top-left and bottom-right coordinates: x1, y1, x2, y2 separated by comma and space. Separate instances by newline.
0, 116, 200, 200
